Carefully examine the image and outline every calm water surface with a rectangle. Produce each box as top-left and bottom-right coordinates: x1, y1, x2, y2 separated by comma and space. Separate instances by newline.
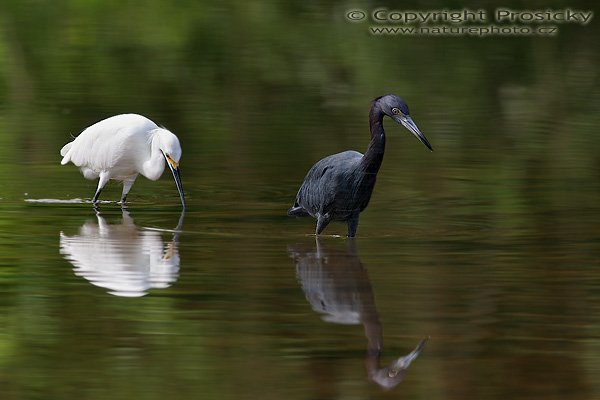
2, 1, 600, 399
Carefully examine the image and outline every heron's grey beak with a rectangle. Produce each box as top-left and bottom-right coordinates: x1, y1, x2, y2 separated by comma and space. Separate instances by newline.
166, 158, 186, 210
394, 115, 433, 151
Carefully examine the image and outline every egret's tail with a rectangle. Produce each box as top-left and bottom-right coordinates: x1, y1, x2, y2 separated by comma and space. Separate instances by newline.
60, 142, 73, 165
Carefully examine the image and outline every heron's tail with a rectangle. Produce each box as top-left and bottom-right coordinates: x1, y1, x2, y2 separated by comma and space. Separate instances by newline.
288, 205, 309, 217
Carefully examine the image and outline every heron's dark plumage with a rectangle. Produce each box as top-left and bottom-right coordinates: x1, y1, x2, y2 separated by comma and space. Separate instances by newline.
288, 94, 432, 237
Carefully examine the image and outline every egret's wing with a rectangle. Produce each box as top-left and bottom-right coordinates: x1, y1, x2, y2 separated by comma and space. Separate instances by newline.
60, 114, 157, 170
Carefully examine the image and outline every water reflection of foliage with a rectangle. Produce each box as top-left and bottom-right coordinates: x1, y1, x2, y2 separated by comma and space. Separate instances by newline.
0, 1, 598, 171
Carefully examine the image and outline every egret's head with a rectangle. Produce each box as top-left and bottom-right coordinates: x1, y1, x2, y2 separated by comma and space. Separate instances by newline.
375, 94, 433, 151
155, 128, 185, 210
156, 129, 182, 167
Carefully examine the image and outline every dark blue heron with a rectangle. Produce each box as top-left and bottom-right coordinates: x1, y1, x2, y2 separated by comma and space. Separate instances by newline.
288, 94, 433, 237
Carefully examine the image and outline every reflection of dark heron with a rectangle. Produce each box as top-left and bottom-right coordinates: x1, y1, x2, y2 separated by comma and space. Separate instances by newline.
60, 210, 184, 297
288, 94, 432, 237
288, 238, 427, 389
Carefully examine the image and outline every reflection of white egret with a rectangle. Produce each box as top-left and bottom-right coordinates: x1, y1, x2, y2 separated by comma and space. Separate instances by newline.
60, 210, 183, 297
289, 238, 427, 389
60, 114, 185, 208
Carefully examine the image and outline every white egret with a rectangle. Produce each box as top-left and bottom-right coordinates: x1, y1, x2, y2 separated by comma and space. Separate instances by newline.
60, 113, 185, 209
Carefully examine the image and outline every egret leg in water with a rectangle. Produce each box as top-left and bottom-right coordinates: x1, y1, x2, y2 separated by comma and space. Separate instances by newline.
288, 94, 432, 237
60, 114, 185, 209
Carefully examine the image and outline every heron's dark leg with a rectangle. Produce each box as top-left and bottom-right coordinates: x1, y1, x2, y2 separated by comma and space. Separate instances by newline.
93, 172, 110, 204
316, 214, 331, 235
347, 213, 360, 237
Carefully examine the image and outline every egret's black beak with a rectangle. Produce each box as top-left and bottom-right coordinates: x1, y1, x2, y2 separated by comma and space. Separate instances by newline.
394, 115, 433, 151
164, 155, 186, 210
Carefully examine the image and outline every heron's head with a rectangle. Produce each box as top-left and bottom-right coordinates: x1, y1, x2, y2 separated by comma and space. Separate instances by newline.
376, 94, 433, 151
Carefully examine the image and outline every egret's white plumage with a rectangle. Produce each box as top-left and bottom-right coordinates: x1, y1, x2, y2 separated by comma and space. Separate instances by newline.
60, 114, 185, 208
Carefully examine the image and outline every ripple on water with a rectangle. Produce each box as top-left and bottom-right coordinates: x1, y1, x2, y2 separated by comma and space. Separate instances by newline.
24, 198, 111, 204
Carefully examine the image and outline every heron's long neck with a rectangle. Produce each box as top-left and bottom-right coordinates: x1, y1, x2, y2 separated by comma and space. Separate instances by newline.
361, 104, 386, 174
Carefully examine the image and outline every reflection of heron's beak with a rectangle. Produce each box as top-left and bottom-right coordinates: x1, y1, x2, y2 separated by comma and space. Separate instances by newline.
394, 115, 433, 151
391, 337, 429, 371
165, 156, 186, 210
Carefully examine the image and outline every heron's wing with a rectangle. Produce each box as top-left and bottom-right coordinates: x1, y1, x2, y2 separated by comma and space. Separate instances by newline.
295, 151, 363, 215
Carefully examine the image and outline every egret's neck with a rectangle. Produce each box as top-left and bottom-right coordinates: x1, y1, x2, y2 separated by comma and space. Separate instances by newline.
142, 134, 166, 181
361, 103, 386, 174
